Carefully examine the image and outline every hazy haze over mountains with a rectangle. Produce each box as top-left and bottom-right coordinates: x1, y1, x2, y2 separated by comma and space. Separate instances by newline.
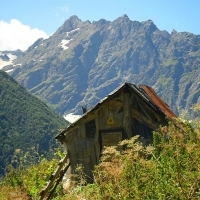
2, 15, 200, 117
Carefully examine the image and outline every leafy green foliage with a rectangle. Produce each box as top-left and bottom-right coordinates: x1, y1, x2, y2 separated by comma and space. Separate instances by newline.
0, 148, 62, 199
0, 70, 69, 175
1, 116, 200, 199
65, 119, 200, 199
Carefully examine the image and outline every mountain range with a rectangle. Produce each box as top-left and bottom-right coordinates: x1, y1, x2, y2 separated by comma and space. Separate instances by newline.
3, 14, 200, 117
0, 70, 69, 175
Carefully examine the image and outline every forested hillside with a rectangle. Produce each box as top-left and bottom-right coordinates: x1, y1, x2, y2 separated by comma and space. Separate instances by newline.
0, 70, 69, 175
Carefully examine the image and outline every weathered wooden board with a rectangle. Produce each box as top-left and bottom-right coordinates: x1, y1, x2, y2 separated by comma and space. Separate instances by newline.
101, 131, 123, 147
131, 108, 159, 130
69, 138, 98, 182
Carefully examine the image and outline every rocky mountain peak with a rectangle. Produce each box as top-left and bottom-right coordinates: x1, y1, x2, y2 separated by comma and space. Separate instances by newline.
142, 19, 158, 34
114, 14, 131, 24
55, 15, 83, 34
121, 14, 130, 20
120, 14, 130, 21
6, 15, 200, 118
68, 15, 82, 24
92, 18, 109, 28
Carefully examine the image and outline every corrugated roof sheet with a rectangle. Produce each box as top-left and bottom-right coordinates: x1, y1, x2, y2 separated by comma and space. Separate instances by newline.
140, 85, 177, 120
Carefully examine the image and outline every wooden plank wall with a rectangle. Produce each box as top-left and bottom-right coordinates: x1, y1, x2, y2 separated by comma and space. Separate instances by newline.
98, 91, 124, 130
63, 88, 169, 181
65, 116, 100, 182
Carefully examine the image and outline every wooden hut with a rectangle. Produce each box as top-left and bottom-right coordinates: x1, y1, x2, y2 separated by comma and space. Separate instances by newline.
55, 82, 177, 182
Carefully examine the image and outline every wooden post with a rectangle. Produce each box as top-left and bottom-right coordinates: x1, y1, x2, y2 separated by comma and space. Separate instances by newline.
46, 162, 71, 200
39, 153, 70, 200
123, 91, 132, 138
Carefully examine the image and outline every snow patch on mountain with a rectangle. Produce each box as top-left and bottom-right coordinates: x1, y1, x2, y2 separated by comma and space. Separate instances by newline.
60, 39, 72, 50
66, 28, 80, 36
63, 113, 81, 123
0, 53, 17, 69
5, 69, 14, 73
59, 28, 80, 50
13, 63, 22, 67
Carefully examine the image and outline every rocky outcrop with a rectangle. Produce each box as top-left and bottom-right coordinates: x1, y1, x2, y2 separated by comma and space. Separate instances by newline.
6, 15, 200, 117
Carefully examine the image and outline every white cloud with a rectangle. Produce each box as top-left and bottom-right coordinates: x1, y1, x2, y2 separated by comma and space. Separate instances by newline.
0, 19, 49, 51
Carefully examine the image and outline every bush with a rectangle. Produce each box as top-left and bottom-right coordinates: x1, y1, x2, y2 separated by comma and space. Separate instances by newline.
0, 148, 62, 199
64, 120, 200, 200
1, 119, 200, 200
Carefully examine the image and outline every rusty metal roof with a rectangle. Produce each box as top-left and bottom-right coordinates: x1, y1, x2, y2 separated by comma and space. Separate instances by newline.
140, 85, 177, 120
55, 82, 177, 140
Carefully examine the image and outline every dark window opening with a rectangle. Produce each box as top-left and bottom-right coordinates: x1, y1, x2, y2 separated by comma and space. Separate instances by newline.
85, 120, 96, 138
130, 118, 153, 145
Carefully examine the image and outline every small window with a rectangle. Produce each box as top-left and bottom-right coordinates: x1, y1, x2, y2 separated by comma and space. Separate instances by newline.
85, 120, 96, 138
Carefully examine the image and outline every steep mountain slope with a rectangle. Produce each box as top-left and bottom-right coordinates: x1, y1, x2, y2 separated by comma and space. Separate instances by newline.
0, 70, 69, 175
6, 15, 200, 116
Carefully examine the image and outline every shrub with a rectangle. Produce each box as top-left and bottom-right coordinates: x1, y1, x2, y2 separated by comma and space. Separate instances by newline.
1, 119, 200, 200
0, 148, 62, 199
70, 120, 200, 200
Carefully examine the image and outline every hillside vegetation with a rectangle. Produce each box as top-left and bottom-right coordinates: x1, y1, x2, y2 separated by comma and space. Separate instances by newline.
0, 70, 69, 175
0, 115, 200, 199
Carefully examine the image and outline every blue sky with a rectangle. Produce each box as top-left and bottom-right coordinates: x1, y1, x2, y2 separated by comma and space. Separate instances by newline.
0, 0, 200, 51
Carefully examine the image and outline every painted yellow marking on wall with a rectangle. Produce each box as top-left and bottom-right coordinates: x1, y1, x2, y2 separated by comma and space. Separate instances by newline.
107, 116, 115, 125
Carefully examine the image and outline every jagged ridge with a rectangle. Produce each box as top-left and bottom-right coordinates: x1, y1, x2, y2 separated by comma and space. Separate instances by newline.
6, 15, 200, 117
